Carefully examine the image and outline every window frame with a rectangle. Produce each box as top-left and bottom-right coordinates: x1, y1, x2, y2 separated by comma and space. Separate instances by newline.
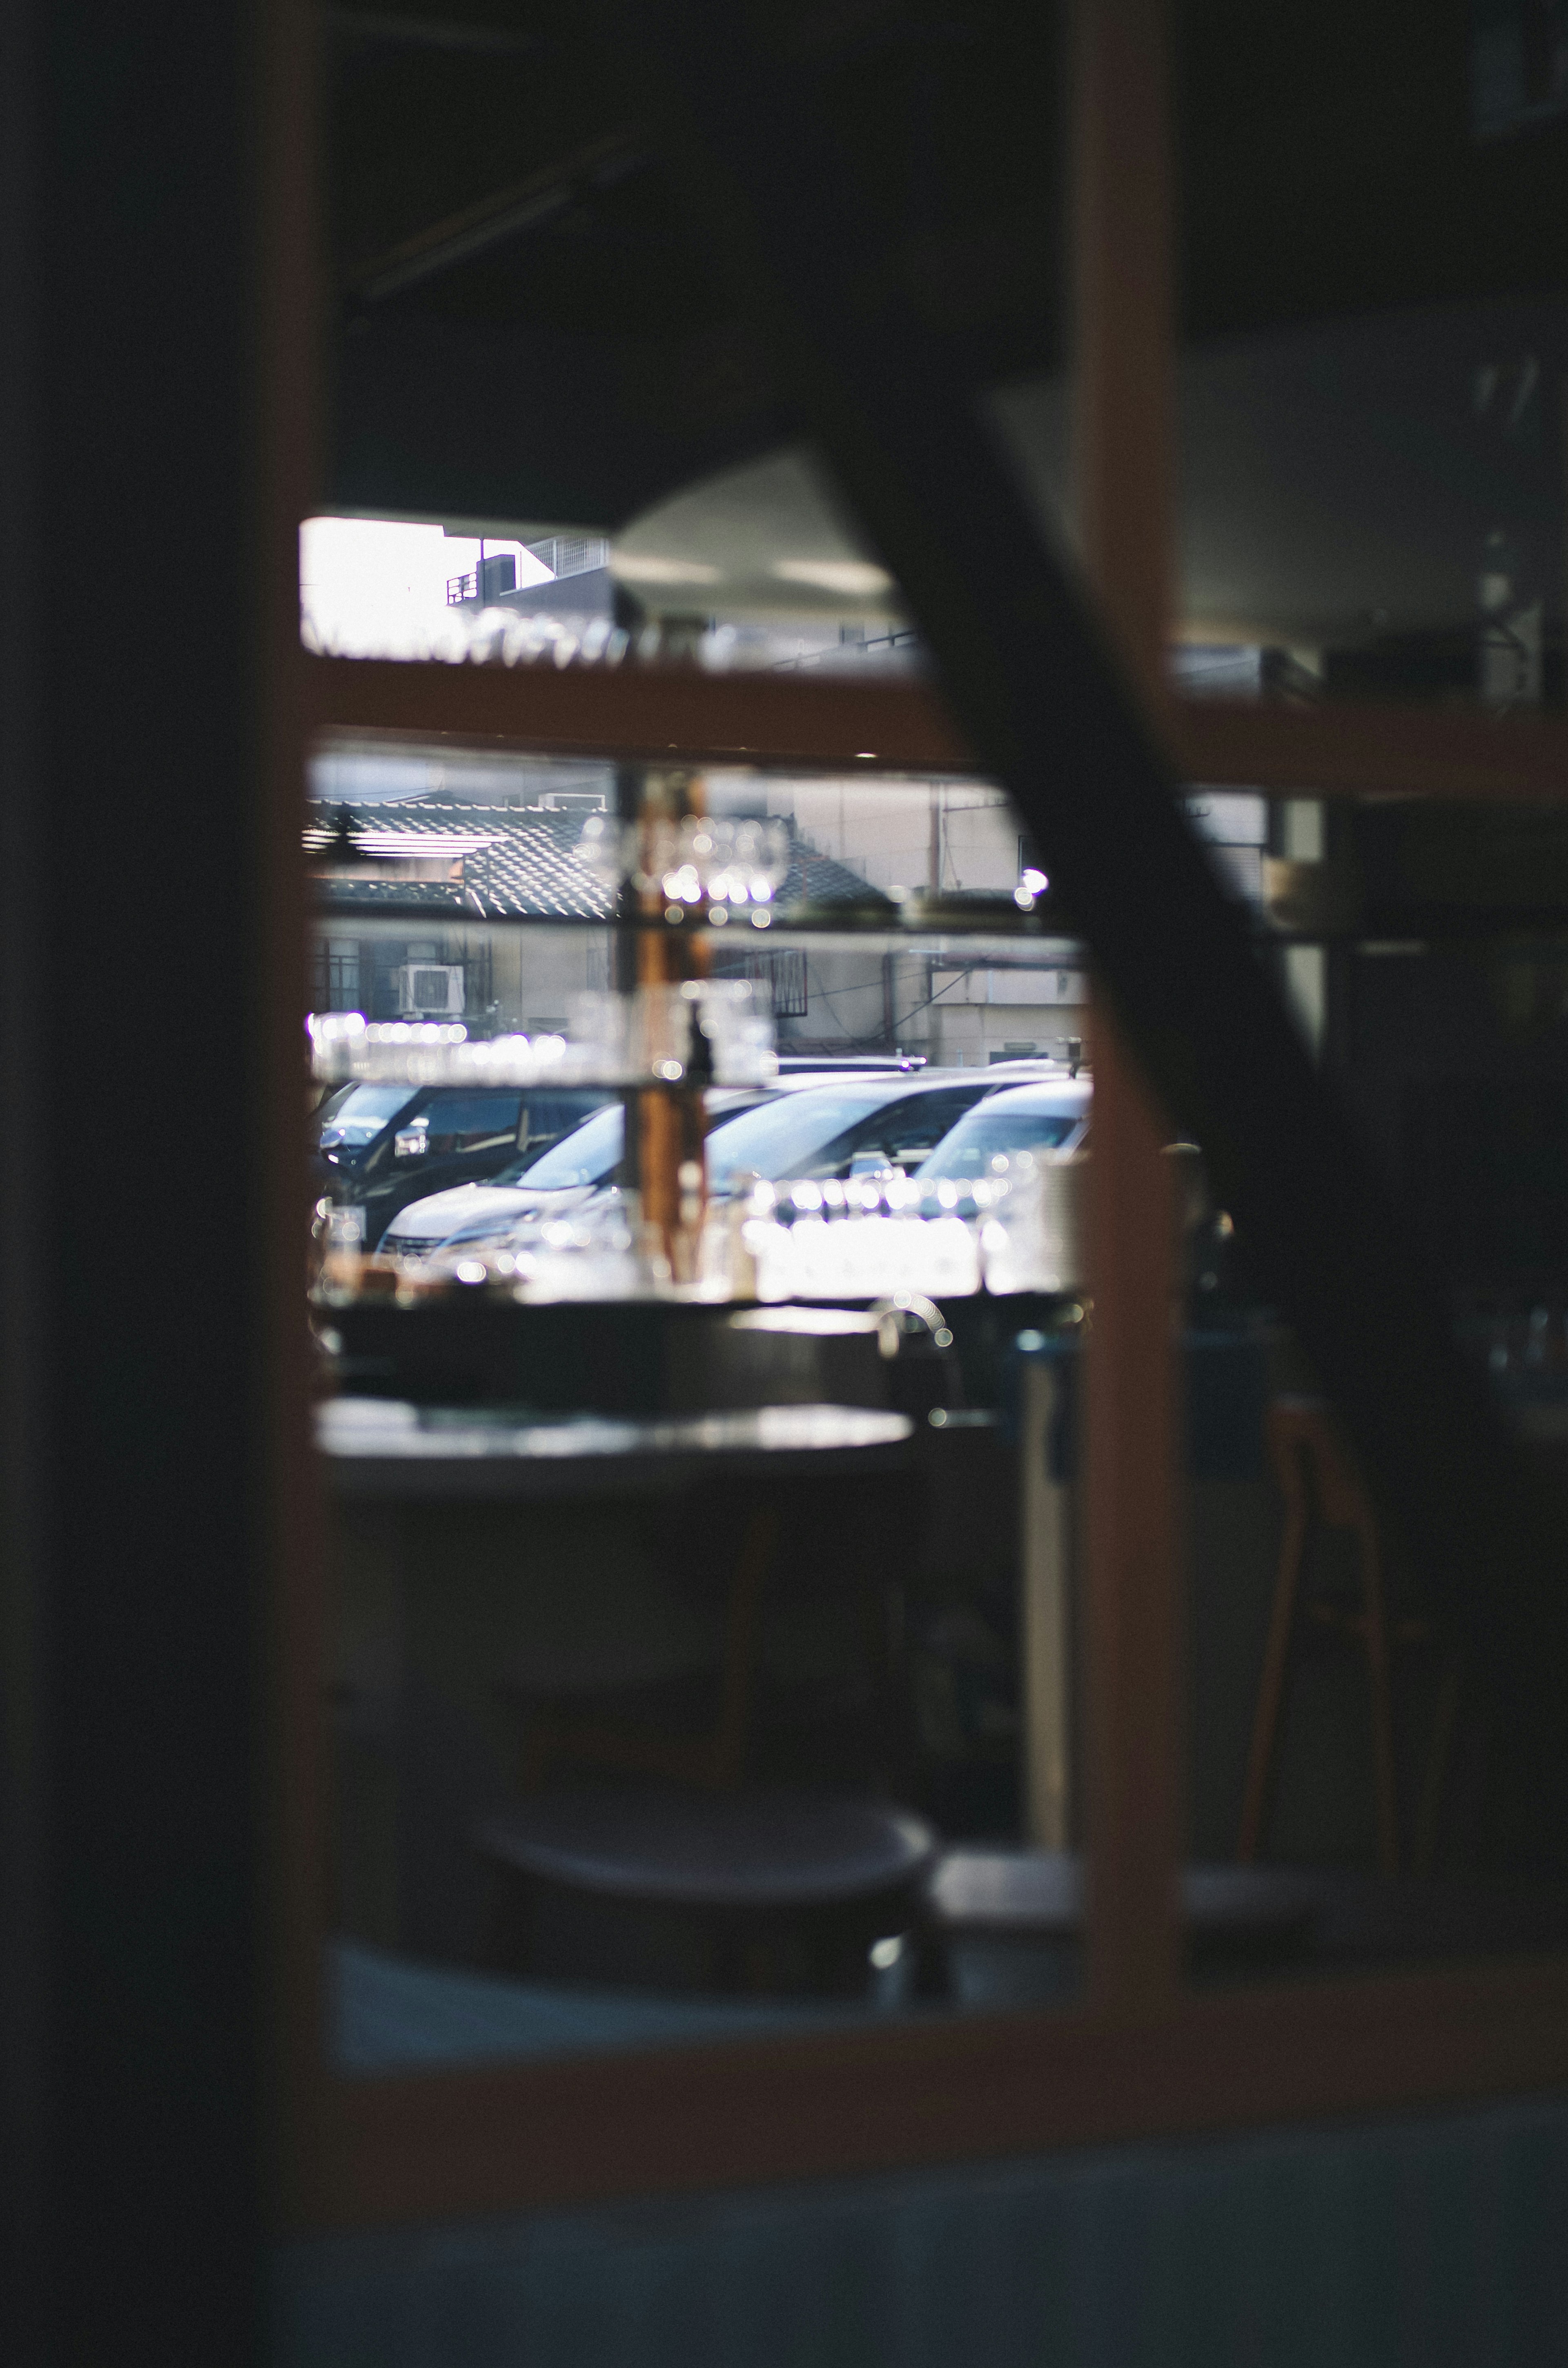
274, 0, 1568, 2236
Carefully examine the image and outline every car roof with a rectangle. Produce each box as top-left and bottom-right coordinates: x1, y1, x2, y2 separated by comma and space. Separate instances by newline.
328, 1078, 608, 1112
751, 1068, 984, 1109
974, 1058, 1087, 1082
773, 1054, 927, 1073
958, 1078, 1091, 1109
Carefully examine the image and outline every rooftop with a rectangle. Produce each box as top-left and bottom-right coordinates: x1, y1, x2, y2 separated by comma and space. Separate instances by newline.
307, 799, 889, 920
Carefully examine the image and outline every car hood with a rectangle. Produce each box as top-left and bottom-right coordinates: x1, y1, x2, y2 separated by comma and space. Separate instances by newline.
383, 1181, 597, 1246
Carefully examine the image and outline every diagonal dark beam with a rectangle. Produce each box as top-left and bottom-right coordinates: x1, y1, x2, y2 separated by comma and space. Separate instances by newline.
347, 129, 643, 307
601, 3, 1568, 1861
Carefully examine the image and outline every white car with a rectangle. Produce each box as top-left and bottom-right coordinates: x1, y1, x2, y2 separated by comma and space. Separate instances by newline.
913, 1078, 1091, 1181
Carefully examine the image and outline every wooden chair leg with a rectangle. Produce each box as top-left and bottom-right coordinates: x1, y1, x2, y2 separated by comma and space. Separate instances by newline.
1238, 1496, 1307, 1861
1358, 1525, 1399, 1875
704, 1503, 778, 1790
1412, 1651, 1462, 1877
869, 1572, 917, 1800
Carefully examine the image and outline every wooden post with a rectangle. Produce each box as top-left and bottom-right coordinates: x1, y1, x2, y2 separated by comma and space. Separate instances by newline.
1020, 1354, 1076, 1848
632, 770, 710, 1282
1073, 0, 1184, 2016
1082, 1014, 1183, 2010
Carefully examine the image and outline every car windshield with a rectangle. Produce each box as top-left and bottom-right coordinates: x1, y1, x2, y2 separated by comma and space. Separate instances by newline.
399, 1090, 523, 1156
705, 1086, 898, 1191
491, 1092, 793, 1196
501, 1102, 625, 1190
919, 1103, 1082, 1178
316, 1084, 411, 1152
489, 1092, 617, 1184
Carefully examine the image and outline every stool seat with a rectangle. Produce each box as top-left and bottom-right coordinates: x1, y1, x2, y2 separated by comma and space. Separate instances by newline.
925, 1848, 1320, 1947
477, 1788, 938, 1911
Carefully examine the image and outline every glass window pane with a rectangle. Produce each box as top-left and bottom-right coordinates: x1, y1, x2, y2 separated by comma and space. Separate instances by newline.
309, 0, 1083, 2066
1170, 774, 1568, 1985
310, 743, 1095, 2068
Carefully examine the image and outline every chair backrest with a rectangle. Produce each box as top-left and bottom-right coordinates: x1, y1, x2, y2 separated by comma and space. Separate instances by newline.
1266, 1395, 1376, 1537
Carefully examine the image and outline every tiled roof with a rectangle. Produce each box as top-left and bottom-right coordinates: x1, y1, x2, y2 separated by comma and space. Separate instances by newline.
785, 842, 893, 910
308, 799, 889, 920
309, 800, 612, 918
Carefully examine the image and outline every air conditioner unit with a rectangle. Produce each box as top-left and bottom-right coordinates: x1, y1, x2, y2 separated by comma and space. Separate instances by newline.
394, 963, 465, 1018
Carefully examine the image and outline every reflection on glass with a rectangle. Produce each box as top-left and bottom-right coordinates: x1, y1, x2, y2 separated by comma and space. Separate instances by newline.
1175, 4, 1568, 709
1178, 778, 1568, 1980
314, 746, 1105, 2069
1174, 296, 1568, 710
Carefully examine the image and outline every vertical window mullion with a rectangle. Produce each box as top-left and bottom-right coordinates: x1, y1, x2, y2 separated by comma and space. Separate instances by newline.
1071, 0, 1185, 2018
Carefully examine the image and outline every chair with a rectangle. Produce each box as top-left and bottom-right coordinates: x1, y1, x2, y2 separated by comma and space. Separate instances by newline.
502, 1473, 915, 1799
503, 1505, 780, 1795
1239, 1396, 1418, 1873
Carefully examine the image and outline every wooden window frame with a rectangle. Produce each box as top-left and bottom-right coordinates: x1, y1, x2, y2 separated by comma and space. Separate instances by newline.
310, 654, 1568, 808
275, 0, 1568, 2234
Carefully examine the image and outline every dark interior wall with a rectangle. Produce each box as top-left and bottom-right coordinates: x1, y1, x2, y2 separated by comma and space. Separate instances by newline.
1320, 803, 1568, 1291
1178, 0, 1568, 338
329, 312, 791, 531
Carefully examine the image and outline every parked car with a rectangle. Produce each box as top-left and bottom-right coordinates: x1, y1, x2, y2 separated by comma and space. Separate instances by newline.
700, 1069, 1009, 1192
913, 1078, 1091, 1181
382, 1064, 1079, 1257
773, 1053, 928, 1074
312, 1081, 616, 1247
376, 1086, 771, 1255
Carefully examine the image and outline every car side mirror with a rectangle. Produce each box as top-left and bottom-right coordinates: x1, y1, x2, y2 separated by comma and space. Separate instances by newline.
394, 1127, 428, 1159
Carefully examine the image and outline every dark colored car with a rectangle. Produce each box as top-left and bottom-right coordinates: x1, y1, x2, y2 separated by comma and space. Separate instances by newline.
311, 1081, 615, 1247
378, 1086, 773, 1255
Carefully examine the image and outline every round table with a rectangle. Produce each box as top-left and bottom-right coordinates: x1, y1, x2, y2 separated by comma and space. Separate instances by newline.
318, 1395, 916, 1501
319, 1396, 920, 1963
